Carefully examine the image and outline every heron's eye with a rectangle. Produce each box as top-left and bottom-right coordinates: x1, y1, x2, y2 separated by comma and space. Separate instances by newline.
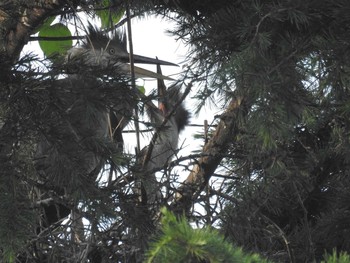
109, 48, 115, 55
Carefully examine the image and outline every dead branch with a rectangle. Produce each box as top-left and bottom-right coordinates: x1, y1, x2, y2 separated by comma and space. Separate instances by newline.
172, 95, 247, 214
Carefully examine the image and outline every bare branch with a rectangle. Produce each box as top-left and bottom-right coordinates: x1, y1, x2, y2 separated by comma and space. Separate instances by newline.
172, 95, 247, 214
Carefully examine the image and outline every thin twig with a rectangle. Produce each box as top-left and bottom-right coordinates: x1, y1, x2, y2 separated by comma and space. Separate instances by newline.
261, 214, 294, 263
125, 2, 141, 153
29, 35, 84, 41
121, 123, 218, 133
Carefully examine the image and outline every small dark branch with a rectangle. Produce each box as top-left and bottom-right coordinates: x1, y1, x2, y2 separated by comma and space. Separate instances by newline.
34, 216, 68, 240
211, 173, 240, 180
204, 119, 208, 144
112, 14, 138, 31
209, 188, 239, 205
29, 35, 84, 41
125, 2, 141, 153
261, 214, 295, 263
122, 123, 218, 133
122, 128, 154, 133
204, 182, 210, 224
293, 182, 314, 262
148, 152, 205, 175
163, 152, 238, 173
189, 123, 218, 128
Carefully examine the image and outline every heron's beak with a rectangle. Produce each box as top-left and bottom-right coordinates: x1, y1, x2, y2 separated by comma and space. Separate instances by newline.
133, 65, 175, 81
132, 54, 178, 67
132, 54, 176, 80
117, 63, 175, 80
114, 51, 177, 80
114, 50, 178, 67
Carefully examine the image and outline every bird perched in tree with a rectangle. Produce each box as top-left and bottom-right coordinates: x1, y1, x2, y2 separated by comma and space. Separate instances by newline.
137, 64, 190, 205
65, 25, 177, 79
34, 25, 177, 229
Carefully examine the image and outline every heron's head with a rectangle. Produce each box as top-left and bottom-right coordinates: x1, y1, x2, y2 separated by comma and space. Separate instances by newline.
66, 25, 177, 79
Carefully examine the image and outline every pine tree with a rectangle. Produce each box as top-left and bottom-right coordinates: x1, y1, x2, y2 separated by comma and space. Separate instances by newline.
150, 0, 350, 262
2, 0, 350, 262
146, 208, 272, 263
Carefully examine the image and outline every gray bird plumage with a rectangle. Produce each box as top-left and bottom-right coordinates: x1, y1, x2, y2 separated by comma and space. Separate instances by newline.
138, 65, 190, 205
34, 25, 178, 227
36, 25, 178, 181
66, 25, 177, 79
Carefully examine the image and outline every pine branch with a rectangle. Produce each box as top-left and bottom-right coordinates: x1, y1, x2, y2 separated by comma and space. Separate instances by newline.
171, 94, 248, 214
145, 208, 272, 263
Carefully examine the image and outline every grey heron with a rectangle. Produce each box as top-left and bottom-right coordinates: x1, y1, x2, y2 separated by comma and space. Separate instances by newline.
34, 25, 178, 229
137, 64, 190, 205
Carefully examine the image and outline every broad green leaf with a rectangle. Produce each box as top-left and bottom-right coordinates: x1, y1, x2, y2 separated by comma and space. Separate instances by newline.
38, 23, 72, 58
35, 15, 56, 33
137, 85, 145, 94
95, 0, 124, 29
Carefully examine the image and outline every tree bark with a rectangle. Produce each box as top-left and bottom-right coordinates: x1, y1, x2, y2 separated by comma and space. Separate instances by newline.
172, 95, 247, 214
0, 0, 66, 68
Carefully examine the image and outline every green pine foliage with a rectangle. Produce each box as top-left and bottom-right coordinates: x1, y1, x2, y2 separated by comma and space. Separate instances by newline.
0, 175, 34, 263
322, 251, 350, 263
146, 208, 271, 263
146, 209, 350, 263
3, 0, 350, 262
145, 0, 350, 262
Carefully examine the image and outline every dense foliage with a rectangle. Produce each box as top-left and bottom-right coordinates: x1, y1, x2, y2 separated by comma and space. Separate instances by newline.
157, 0, 350, 262
147, 209, 350, 263
1, 0, 350, 262
146, 208, 272, 263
